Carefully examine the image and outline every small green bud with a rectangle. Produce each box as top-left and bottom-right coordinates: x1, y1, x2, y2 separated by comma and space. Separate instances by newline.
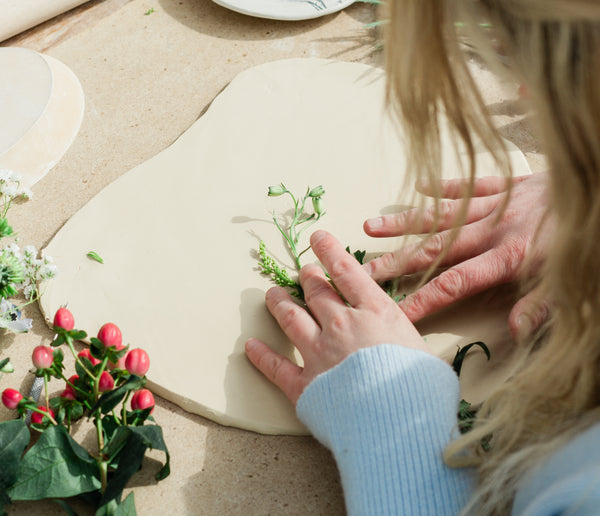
308, 185, 325, 198
268, 185, 286, 197
312, 196, 323, 215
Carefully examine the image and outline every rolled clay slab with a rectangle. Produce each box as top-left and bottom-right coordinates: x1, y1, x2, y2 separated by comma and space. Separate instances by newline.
0, 0, 88, 42
40, 58, 531, 435
0, 47, 84, 189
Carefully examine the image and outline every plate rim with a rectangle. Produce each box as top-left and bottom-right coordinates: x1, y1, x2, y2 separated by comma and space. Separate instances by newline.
211, 0, 356, 21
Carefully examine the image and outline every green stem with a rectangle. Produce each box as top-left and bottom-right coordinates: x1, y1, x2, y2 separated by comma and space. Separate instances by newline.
43, 374, 49, 410
66, 337, 94, 378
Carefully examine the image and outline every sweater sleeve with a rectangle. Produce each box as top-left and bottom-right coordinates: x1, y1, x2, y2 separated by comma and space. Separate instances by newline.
296, 344, 475, 515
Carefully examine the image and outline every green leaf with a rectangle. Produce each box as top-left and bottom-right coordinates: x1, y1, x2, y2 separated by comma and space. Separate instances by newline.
68, 330, 87, 340
451, 341, 490, 377
0, 419, 30, 509
87, 251, 104, 264
52, 333, 66, 347
100, 425, 169, 507
8, 425, 101, 500
96, 492, 137, 516
91, 376, 144, 415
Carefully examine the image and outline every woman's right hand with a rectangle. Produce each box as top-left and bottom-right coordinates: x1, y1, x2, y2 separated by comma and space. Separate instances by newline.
363, 173, 552, 340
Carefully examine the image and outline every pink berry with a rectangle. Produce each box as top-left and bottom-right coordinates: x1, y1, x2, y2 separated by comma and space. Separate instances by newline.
98, 371, 115, 392
53, 307, 74, 331
32, 345, 54, 369
109, 349, 127, 370
2, 388, 23, 410
61, 387, 77, 400
78, 348, 101, 366
31, 406, 55, 425
125, 348, 150, 377
131, 389, 155, 412
97, 323, 122, 348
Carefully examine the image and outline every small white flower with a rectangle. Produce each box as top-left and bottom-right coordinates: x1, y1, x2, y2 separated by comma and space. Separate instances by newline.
9, 171, 21, 182
1, 183, 17, 198
0, 169, 11, 182
5, 243, 22, 260
40, 264, 57, 278
22, 188, 33, 200
43, 254, 54, 264
23, 245, 36, 258
23, 284, 34, 299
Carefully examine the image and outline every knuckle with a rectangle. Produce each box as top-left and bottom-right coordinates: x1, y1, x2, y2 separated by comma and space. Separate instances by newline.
419, 233, 446, 262
431, 268, 467, 300
278, 305, 299, 329
328, 256, 355, 280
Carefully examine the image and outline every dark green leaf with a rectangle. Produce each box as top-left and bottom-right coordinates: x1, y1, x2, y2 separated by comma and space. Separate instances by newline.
8, 425, 100, 500
451, 341, 490, 376
91, 376, 144, 415
0, 419, 30, 509
52, 333, 66, 347
0, 357, 10, 371
96, 492, 137, 516
68, 330, 87, 340
100, 430, 146, 506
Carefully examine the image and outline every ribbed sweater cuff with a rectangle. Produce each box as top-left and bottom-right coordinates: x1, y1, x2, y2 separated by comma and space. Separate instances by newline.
296, 344, 474, 515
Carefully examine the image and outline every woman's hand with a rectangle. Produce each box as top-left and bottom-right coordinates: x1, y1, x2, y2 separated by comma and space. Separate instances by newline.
245, 230, 429, 405
363, 173, 552, 339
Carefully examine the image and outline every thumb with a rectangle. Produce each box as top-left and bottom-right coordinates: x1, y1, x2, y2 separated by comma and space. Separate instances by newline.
508, 290, 551, 342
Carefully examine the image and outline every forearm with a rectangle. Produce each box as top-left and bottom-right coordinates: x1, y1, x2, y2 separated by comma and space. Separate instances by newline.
297, 345, 475, 515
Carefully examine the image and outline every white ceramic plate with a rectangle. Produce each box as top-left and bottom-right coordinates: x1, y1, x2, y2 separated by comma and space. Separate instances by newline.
211, 0, 355, 20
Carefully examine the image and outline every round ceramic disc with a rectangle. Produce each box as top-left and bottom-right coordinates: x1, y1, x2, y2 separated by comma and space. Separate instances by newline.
211, 0, 355, 20
0, 47, 84, 189
40, 59, 531, 435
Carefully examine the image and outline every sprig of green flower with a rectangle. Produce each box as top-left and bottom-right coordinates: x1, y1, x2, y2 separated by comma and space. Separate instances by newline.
258, 184, 326, 298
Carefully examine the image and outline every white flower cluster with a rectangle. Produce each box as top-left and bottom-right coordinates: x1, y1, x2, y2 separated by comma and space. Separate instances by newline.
4, 243, 57, 300
0, 168, 33, 205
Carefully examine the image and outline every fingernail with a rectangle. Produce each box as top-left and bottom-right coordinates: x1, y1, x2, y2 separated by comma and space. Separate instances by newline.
516, 314, 532, 341
245, 339, 258, 351
367, 217, 383, 229
311, 229, 326, 243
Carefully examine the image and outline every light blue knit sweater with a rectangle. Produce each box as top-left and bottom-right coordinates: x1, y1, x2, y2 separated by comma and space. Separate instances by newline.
296, 344, 600, 515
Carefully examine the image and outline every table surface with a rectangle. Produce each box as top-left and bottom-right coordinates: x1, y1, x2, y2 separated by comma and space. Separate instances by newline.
0, 1, 544, 514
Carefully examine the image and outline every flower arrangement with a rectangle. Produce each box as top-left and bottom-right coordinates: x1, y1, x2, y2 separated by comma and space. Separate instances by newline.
0, 308, 169, 514
0, 168, 56, 334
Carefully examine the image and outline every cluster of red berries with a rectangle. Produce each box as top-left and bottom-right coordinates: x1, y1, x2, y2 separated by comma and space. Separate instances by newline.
2, 308, 155, 420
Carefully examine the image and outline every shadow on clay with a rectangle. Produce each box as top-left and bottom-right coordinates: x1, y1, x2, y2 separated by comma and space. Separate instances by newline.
157, 0, 330, 42
177, 287, 344, 514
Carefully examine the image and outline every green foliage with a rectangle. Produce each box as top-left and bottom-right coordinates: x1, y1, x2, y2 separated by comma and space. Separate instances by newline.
87, 251, 104, 264
258, 184, 326, 299
8, 426, 101, 501
0, 317, 169, 514
0, 420, 29, 511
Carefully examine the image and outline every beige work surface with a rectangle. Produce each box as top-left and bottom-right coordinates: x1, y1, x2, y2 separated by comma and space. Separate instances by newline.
1, 1, 544, 514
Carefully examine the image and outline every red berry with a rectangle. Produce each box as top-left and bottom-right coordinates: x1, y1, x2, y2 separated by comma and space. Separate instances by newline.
2, 388, 23, 409
61, 387, 77, 400
98, 371, 115, 392
31, 406, 55, 425
78, 348, 101, 366
97, 323, 122, 348
125, 348, 150, 377
131, 389, 155, 412
67, 374, 79, 386
53, 307, 74, 331
32, 345, 54, 369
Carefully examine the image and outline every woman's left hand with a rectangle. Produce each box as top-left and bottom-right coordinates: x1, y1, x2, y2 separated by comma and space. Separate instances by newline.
245, 230, 430, 406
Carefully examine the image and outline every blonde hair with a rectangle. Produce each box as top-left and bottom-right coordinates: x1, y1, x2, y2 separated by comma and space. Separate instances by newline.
384, 0, 600, 513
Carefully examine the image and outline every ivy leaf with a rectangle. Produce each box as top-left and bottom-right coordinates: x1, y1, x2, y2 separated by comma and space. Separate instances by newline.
451, 341, 490, 377
8, 425, 100, 500
0, 419, 30, 510
96, 492, 137, 516
100, 425, 170, 506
